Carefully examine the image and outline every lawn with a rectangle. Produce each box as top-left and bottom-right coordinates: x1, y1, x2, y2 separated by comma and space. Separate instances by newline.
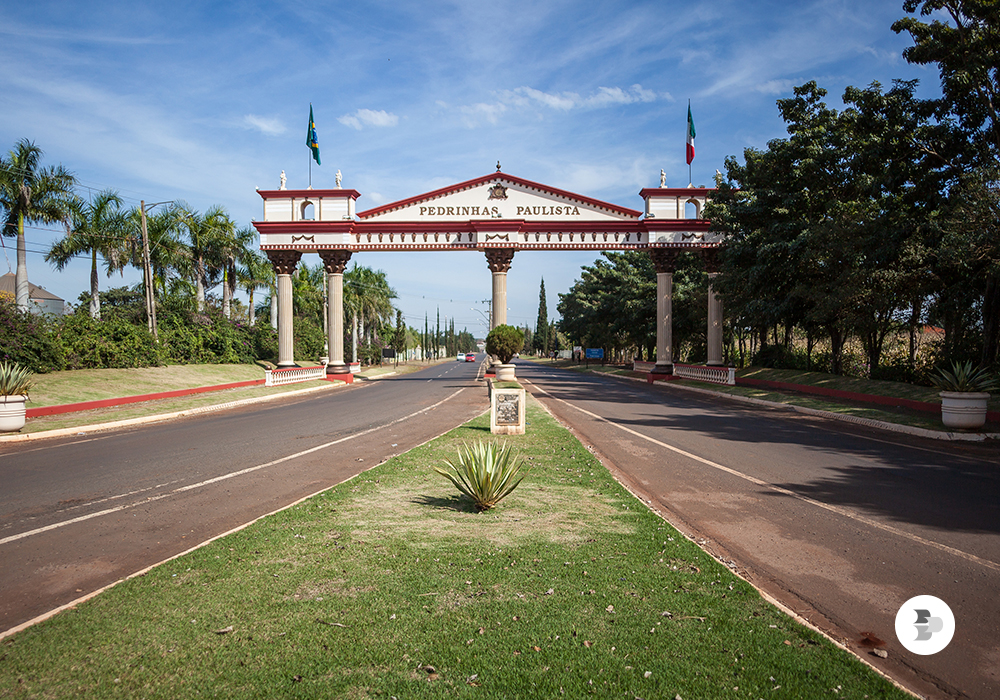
0, 398, 908, 699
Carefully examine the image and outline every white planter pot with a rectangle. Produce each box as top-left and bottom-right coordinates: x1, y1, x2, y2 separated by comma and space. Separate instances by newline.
0, 395, 27, 432
940, 391, 990, 429
496, 364, 517, 381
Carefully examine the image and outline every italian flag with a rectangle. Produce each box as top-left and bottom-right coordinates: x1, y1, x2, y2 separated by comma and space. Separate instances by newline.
686, 103, 696, 165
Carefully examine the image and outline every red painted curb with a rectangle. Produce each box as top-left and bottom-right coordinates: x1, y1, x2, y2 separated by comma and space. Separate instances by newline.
26, 380, 265, 418
325, 373, 354, 384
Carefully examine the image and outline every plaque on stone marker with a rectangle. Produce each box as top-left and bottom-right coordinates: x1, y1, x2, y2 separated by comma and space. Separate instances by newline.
495, 393, 520, 425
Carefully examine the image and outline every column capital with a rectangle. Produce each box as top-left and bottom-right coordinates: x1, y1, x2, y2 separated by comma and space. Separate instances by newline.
485, 248, 515, 273
319, 249, 353, 274
266, 249, 302, 275
648, 248, 681, 274
701, 247, 722, 274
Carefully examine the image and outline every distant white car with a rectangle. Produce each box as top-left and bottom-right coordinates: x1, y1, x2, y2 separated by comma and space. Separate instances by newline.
456, 353, 466, 361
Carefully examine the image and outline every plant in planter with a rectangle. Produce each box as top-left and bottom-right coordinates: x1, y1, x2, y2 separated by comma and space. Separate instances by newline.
0, 361, 34, 432
434, 440, 527, 511
931, 361, 997, 429
485, 324, 524, 381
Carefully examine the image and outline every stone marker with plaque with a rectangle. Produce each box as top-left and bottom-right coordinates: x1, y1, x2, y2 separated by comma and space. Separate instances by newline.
490, 386, 525, 435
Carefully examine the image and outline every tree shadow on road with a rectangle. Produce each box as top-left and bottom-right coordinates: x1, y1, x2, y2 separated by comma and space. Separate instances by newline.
516, 361, 1000, 535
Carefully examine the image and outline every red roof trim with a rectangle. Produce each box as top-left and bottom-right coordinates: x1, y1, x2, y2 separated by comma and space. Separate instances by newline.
357, 172, 642, 219
258, 189, 360, 200
254, 219, 713, 236
640, 187, 717, 198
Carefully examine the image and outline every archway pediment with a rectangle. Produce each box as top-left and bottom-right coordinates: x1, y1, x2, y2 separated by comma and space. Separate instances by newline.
359, 173, 642, 223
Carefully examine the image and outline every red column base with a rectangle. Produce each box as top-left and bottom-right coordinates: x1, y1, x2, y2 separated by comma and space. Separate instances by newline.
325, 373, 354, 383
647, 372, 681, 384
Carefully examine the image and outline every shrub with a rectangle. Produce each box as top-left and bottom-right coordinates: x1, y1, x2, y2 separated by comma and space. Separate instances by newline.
0, 297, 65, 373
59, 314, 162, 369
486, 324, 524, 364
251, 323, 278, 363
293, 317, 326, 362
434, 440, 527, 511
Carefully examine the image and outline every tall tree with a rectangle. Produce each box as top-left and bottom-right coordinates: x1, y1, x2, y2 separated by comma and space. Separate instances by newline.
220, 225, 257, 320
0, 139, 76, 311
893, 1, 1000, 166
344, 264, 396, 361
46, 190, 129, 319
534, 278, 548, 354
894, 0, 1000, 363
394, 309, 405, 360
239, 249, 274, 326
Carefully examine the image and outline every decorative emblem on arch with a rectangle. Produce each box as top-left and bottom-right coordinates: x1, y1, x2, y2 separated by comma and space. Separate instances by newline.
488, 183, 508, 200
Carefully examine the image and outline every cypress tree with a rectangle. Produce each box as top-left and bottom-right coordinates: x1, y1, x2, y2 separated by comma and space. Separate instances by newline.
534, 278, 547, 354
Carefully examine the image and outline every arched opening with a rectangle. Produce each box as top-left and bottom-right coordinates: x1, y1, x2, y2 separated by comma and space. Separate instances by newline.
684, 199, 701, 219
300, 201, 316, 221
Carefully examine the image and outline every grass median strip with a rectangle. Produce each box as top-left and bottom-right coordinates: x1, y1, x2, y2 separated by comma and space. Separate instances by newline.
0, 397, 908, 699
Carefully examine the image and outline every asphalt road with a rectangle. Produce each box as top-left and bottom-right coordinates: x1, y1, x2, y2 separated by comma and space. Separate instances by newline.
516, 360, 1000, 700
4, 357, 999, 698
0, 358, 488, 637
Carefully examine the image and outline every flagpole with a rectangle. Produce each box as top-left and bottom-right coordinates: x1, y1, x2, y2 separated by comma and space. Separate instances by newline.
688, 99, 693, 186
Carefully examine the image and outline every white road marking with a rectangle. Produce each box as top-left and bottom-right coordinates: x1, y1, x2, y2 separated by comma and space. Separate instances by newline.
528, 381, 1000, 574
0, 388, 466, 546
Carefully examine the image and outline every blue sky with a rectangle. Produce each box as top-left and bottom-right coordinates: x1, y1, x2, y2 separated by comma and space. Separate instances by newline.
1, 0, 940, 336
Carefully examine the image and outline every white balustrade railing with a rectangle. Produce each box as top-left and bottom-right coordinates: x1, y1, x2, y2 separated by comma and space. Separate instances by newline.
265, 365, 328, 387
673, 364, 736, 386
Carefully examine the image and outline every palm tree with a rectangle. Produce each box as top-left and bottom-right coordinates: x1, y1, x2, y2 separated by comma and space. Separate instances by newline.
0, 139, 76, 312
344, 264, 397, 362
238, 249, 274, 326
175, 203, 231, 313
220, 225, 256, 320
46, 190, 128, 319
141, 205, 185, 300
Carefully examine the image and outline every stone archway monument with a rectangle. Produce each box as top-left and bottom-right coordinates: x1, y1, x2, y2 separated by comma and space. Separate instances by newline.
253, 170, 722, 379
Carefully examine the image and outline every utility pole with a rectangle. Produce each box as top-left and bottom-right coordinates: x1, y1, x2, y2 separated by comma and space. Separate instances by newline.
139, 200, 171, 342
139, 201, 157, 341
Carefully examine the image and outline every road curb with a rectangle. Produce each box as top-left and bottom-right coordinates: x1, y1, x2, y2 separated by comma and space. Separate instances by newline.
0, 382, 344, 443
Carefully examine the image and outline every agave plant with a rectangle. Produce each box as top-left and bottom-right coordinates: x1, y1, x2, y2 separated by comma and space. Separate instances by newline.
434, 440, 527, 511
930, 360, 998, 393
0, 361, 34, 397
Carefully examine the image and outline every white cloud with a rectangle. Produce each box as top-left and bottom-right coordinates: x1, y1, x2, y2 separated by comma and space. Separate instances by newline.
338, 109, 400, 131
754, 79, 796, 96
459, 102, 508, 127
242, 114, 286, 136
458, 84, 665, 127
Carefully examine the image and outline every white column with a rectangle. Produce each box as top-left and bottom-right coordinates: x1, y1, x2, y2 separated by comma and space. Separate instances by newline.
707, 272, 723, 366
656, 270, 673, 371
266, 250, 301, 368
277, 273, 294, 367
492, 272, 507, 328
485, 249, 515, 329
649, 249, 678, 374
320, 250, 352, 374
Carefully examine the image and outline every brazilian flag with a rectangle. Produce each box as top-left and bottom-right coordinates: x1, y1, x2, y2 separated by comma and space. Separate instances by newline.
307, 104, 321, 165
